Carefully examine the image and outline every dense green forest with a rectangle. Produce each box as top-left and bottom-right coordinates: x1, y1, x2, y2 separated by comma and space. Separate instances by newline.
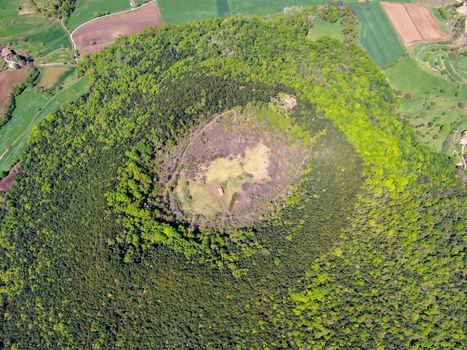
0, 5, 465, 349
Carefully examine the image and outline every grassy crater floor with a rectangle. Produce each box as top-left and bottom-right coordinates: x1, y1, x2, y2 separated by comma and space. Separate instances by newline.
170, 99, 311, 227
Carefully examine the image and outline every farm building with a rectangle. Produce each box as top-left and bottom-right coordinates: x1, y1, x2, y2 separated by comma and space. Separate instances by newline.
1, 46, 13, 58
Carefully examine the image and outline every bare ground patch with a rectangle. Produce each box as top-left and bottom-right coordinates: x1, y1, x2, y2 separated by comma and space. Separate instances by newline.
71, 1, 163, 55
0, 69, 29, 114
168, 102, 311, 227
382, 2, 449, 46
0, 162, 20, 192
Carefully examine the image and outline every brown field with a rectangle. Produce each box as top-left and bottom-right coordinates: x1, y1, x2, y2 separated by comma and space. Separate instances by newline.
0, 162, 20, 192
71, 1, 163, 55
0, 69, 29, 114
382, 2, 448, 45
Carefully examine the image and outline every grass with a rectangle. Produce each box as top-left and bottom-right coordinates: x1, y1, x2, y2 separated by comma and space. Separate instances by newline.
35, 48, 75, 65
351, 2, 405, 67
38, 66, 75, 90
67, 0, 131, 31
0, 0, 72, 59
412, 43, 467, 84
308, 18, 344, 41
0, 76, 91, 172
383, 57, 466, 153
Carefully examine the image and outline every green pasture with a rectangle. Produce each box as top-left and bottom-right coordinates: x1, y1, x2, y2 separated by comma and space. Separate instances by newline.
158, 0, 334, 24
67, 0, 130, 31
308, 18, 344, 41
0, 0, 72, 59
383, 57, 466, 153
0, 76, 91, 172
351, 2, 405, 67
412, 43, 467, 84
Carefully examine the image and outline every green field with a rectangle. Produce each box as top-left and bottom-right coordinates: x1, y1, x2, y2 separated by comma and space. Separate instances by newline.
0, 76, 91, 172
158, 0, 337, 24
308, 18, 344, 41
384, 57, 466, 153
351, 2, 405, 67
67, 0, 131, 31
0, 0, 72, 59
412, 43, 467, 84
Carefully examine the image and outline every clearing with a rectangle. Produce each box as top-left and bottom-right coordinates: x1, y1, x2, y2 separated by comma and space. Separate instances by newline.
308, 18, 344, 41
0, 69, 29, 115
351, 2, 405, 67
382, 2, 448, 46
37, 66, 75, 91
0, 162, 19, 191
170, 99, 311, 227
71, 1, 163, 55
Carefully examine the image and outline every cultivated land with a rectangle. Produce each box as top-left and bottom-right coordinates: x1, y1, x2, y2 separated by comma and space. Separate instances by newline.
382, 2, 448, 46
351, 3, 405, 66
71, 1, 163, 55
171, 101, 310, 226
384, 57, 466, 153
0, 76, 91, 173
0, 69, 28, 114
0, 0, 72, 60
37, 66, 75, 90
67, 0, 131, 31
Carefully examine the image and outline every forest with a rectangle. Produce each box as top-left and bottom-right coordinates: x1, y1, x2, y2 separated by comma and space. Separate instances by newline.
0, 4, 465, 350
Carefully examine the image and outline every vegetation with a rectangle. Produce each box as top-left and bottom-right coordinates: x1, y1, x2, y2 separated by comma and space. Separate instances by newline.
27, 0, 77, 19
67, 0, 131, 30
37, 66, 76, 92
308, 18, 344, 41
0, 0, 72, 60
0, 75, 90, 173
384, 57, 466, 154
0, 4, 465, 350
351, 2, 406, 67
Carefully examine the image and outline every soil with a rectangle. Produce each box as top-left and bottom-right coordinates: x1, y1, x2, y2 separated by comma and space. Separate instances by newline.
0, 69, 29, 114
0, 162, 20, 192
168, 107, 309, 228
71, 1, 163, 55
382, 2, 448, 46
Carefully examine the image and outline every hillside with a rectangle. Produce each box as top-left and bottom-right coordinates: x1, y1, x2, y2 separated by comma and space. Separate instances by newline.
0, 6, 465, 350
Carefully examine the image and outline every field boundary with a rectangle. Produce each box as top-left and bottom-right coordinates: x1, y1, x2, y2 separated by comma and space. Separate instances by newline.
70, 0, 159, 51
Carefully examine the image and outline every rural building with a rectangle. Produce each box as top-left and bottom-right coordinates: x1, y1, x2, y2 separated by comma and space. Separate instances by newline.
1, 47, 12, 58
217, 187, 225, 196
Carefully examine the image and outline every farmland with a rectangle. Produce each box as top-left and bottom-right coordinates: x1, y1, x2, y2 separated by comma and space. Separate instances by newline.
67, 0, 131, 31
0, 0, 72, 60
37, 66, 76, 91
384, 57, 466, 153
0, 76, 91, 173
351, 2, 405, 67
0, 69, 29, 115
71, 1, 163, 55
382, 2, 448, 46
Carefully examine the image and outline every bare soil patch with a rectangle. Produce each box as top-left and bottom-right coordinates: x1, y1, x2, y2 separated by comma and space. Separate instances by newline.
0, 162, 20, 192
169, 103, 310, 227
72, 1, 163, 55
0, 69, 28, 114
382, 2, 448, 46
